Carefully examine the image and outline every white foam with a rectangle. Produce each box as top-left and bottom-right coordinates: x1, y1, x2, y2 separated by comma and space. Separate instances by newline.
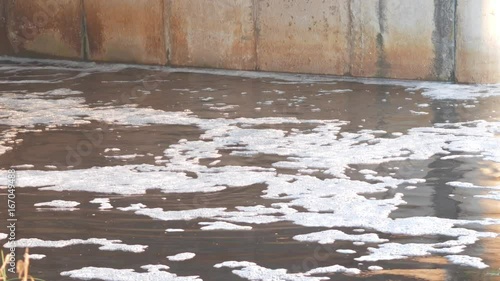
167, 252, 196, 261
209, 105, 239, 112
0, 233, 7, 240
336, 249, 356, 254
165, 229, 184, 233
11, 164, 34, 169
4, 238, 147, 253
445, 255, 489, 269
356, 242, 462, 262
199, 222, 252, 231
305, 265, 360, 275
214, 261, 329, 281
409, 110, 429, 115
475, 192, 500, 201
441, 154, 479, 160
368, 266, 383, 271
294, 230, 388, 244
61, 265, 202, 281
28, 254, 46, 260
90, 198, 113, 210
408, 83, 500, 100
105, 154, 144, 160
34, 200, 80, 208
118, 204, 293, 225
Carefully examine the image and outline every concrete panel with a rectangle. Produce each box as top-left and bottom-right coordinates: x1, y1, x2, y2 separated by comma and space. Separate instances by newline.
456, 0, 500, 83
256, 0, 351, 75
351, 0, 455, 81
0, 1, 12, 55
4, 0, 82, 59
84, 0, 166, 65
168, 0, 256, 70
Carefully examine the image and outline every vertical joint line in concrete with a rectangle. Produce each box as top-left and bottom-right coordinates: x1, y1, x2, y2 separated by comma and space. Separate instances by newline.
452, 0, 458, 83
347, 0, 354, 76
252, 0, 259, 71
162, 0, 170, 66
80, 0, 89, 61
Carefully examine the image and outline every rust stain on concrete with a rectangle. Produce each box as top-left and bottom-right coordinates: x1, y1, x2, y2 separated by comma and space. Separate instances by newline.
256, 0, 351, 75
84, 0, 166, 65
4, 0, 82, 59
168, 0, 256, 70
351, 0, 452, 81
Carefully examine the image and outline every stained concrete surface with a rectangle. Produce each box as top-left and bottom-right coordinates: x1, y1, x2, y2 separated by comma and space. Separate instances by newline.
0, 0, 498, 83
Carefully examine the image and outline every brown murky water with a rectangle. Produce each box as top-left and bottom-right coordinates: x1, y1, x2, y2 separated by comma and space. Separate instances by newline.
0, 58, 500, 281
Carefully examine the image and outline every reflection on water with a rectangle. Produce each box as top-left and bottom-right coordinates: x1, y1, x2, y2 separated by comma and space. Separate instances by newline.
0, 58, 499, 281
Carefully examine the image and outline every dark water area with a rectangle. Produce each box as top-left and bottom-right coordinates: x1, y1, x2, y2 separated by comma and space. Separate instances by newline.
0, 59, 499, 281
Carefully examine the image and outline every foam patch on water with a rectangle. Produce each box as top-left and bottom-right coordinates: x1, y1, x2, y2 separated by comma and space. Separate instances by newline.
368, 266, 383, 271
167, 252, 196, 261
294, 229, 388, 244
28, 254, 46, 260
355, 242, 464, 261
117, 204, 295, 225
34, 200, 80, 208
105, 154, 144, 160
165, 229, 184, 233
0, 233, 7, 240
11, 164, 34, 169
447, 181, 500, 190
61, 264, 202, 281
1, 162, 268, 198
90, 198, 113, 210
305, 265, 360, 275
336, 249, 356, 254
214, 261, 329, 281
199, 222, 252, 231
445, 255, 489, 269
4, 238, 147, 253
407, 83, 500, 100
355, 229, 497, 262
475, 192, 500, 201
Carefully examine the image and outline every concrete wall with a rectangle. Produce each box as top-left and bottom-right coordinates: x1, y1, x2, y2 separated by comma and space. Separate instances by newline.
84, 0, 166, 64
256, 0, 351, 75
456, 0, 500, 83
167, 0, 256, 70
0, 0, 498, 83
0, 1, 12, 55
350, 0, 455, 81
3, 0, 82, 59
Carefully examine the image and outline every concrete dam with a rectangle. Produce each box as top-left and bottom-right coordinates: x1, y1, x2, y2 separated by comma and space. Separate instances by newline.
0, 0, 499, 84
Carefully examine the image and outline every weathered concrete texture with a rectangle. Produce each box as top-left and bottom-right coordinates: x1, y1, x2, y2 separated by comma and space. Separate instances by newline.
4, 0, 82, 59
456, 0, 500, 83
351, 0, 455, 81
84, 0, 166, 65
256, 0, 351, 75
167, 0, 256, 70
0, 1, 13, 55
